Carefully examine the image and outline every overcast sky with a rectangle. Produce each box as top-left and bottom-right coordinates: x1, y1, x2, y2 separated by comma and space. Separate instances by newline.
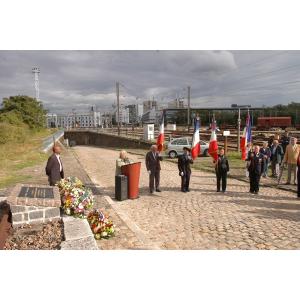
1, 50, 300, 113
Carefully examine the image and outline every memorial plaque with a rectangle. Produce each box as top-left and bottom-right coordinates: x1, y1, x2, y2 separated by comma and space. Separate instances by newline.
18, 186, 54, 199
7, 184, 61, 208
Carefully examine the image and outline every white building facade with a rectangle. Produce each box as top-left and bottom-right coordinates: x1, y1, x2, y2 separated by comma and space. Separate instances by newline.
46, 111, 102, 128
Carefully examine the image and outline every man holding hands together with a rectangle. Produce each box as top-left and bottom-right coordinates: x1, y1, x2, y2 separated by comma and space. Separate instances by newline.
146, 145, 163, 194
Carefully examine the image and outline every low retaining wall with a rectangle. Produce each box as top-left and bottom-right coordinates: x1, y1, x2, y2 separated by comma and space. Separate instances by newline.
64, 130, 152, 149
11, 205, 60, 226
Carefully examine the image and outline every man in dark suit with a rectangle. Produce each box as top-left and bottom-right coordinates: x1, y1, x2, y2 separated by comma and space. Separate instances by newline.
214, 147, 229, 193
246, 145, 263, 194
178, 147, 193, 192
145, 145, 163, 193
45, 145, 64, 186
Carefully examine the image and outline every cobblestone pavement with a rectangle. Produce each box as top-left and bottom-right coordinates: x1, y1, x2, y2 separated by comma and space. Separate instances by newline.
2, 145, 147, 250
74, 145, 300, 250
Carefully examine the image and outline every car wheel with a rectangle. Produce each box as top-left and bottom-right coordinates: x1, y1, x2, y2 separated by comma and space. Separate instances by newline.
203, 149, 209, 157
169, 151, 177, 159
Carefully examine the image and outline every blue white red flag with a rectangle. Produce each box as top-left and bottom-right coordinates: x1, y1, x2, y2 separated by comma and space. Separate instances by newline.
156, 114, 164, 152
191, 117, 201, 159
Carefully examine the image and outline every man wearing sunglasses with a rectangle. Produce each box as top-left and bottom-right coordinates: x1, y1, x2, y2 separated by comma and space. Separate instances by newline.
0, 201, 13, 250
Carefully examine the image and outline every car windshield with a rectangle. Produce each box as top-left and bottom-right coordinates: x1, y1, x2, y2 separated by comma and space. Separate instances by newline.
171, 138, 188, 145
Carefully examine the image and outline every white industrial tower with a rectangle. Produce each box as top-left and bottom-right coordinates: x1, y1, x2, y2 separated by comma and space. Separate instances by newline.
32, 67, 40, 100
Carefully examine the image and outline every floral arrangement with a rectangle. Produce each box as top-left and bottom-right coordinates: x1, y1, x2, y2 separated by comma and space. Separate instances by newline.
57, 177, 94, 217
87, 209, 115, 239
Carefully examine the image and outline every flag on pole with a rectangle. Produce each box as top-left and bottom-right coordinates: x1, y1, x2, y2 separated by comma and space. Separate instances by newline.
240, 127, 247, 160
156, 114, 164, 152
240, 111, 252, 160
191, 117, 201, 159
208, 117, 218, 161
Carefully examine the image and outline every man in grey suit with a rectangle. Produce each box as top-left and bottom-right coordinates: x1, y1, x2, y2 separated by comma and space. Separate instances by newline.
145, 145, 163, 193
45, 145, 64, 186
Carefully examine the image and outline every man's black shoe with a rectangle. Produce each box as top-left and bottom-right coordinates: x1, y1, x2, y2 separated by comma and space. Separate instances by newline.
156, 189, 162, 192
150, 190, 154, 194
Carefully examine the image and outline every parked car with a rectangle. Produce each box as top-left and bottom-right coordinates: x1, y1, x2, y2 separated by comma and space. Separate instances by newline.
166, 137, 209, 158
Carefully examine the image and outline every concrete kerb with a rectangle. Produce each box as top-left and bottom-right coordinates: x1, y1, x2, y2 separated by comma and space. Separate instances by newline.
61, 215, 98, 250
71, 148, 161, 249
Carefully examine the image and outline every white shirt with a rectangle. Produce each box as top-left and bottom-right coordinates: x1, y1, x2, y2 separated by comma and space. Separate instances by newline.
55, 154, 63, 172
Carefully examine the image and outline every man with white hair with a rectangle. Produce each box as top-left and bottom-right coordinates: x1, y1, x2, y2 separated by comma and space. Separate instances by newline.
145, 144, 163, 193
282, 137, 300, 185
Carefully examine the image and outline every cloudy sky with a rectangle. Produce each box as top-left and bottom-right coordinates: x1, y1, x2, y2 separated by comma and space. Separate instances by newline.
1, 50, 300, 113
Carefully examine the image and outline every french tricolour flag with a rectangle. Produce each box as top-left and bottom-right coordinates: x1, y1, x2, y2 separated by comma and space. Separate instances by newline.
208, 118, 218, 161
240, 111, 252, 160
157, 114, 164, 152
191, 117, 201, 159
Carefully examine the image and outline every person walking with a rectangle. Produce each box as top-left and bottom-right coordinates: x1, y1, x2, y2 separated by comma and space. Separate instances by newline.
45, 145, 64, 186
178, 147, 193, 192
282, 137, 300, 185
145, 145, 163, 193
260, 141, 271, 177
247, 145, 263, 194
214, 147, 229, 193
270, 139, 284, 178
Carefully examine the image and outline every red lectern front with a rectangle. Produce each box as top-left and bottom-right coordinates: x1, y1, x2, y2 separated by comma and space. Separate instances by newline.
121, 162, 141, 199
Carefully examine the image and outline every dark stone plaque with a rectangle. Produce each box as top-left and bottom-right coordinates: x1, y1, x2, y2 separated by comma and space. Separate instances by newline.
18, 186, 54, 199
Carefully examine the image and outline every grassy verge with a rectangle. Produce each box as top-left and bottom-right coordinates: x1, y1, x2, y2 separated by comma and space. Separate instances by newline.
0, 128, 57, 189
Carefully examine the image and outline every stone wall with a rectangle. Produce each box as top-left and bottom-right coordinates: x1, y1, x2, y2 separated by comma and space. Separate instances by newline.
64, 131, 152, 150
11, 205, 61, 226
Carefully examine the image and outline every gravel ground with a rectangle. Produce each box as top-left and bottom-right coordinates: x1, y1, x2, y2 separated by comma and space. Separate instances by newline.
4, 220, 63, 250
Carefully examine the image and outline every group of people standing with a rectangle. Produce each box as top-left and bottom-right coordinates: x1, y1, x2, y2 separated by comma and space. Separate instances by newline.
246, 131, 300, 196
116, 131, 300, 198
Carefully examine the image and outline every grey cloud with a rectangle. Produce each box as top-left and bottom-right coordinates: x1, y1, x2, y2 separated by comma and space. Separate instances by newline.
0, 50, 300, 113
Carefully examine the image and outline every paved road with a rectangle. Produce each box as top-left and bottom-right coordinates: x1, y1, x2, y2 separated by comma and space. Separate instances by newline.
74, 146, 300, 250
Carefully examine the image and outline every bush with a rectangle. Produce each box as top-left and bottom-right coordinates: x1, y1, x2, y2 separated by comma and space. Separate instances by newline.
0, 95, 46, 129
0, 122, 30, 144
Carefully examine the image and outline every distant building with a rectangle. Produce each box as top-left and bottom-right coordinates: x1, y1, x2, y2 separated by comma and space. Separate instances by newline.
46, 113, 58, 128
167, 99, 185, 109
115, 105, 130, 124
136, 104, 144, 122
143, 100, 157, 113
141, 108, 162, 124
46, 109, 102, 128
124, 104, 144, 124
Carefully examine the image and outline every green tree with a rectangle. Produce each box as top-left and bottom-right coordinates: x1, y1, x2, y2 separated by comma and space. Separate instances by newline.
0, 95, 47, 129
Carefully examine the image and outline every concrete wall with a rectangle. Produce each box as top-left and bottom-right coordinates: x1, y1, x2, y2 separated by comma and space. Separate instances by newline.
64, 131, 152, 149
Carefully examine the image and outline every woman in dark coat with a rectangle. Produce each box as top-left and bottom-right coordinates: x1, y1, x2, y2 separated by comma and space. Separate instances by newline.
178, 147, 193, 192
214, 147, 230, 193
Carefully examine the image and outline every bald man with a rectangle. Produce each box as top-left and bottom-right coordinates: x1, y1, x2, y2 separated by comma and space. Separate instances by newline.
0, 201, 13, 250
145, 145, 163, 193
45, 145, 64, 186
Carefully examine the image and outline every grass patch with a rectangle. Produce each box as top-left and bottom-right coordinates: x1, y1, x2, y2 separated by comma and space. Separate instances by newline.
0, 174, 32, 189
0, 128, 56, 189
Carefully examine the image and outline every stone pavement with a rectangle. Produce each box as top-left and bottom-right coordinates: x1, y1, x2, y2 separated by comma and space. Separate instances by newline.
74, 145, 300, 250
1, 144, 147, 250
